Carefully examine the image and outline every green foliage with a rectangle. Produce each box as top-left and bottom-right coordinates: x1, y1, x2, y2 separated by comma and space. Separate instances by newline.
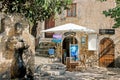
0, 0, 72, 23
99, 0, 120, 28
0, 0, 72, 37
116, 0, 120, 5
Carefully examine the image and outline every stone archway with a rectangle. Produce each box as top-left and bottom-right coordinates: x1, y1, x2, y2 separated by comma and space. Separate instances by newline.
62, 36, 78, 64
99, 37, 115, 67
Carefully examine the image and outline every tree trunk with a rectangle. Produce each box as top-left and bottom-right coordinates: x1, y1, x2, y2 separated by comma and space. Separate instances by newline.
31, 22, 38, 37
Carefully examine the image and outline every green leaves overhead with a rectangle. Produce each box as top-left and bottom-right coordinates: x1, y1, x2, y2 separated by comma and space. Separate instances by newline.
116, 0, 120, 5
0, 0, 72, 23
0, 0, 72, 37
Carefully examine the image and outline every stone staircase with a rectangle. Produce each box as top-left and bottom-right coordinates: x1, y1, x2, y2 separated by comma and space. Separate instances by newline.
35, 41, 56, 57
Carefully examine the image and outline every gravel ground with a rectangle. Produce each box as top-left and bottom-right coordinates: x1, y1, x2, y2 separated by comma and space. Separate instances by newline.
35, 56, 120, 80
1, 56, 120, 80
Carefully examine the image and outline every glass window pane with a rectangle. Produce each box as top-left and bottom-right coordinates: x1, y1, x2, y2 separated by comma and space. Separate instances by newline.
67, 3, 76, 17
67, 9, 71, 17
72, 4, 76, 16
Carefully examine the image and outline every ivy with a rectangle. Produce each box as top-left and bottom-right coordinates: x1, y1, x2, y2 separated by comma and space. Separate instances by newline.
0, 0, 72, 24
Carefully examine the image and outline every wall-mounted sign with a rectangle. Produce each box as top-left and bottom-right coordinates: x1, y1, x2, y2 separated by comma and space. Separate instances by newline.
64, 31, 76, 36
88, 34, 97, 51
99, 29, 115, 35
81, 37, 86, 44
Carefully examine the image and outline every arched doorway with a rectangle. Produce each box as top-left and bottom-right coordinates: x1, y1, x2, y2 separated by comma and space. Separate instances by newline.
62, 36, 78, 64
99, 38, 115, 67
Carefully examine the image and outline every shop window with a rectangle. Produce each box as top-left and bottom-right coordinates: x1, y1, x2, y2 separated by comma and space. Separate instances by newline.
67, 3, 76, 17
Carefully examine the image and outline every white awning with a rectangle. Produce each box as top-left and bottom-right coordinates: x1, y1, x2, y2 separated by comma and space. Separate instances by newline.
41, 23, 96, 33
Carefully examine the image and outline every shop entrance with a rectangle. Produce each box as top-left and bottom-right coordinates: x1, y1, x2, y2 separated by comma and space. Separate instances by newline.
62, 36, 78, 64
99, 38, 115, 67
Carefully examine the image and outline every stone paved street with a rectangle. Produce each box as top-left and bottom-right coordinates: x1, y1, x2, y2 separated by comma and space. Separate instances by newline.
35, 56, 120, 80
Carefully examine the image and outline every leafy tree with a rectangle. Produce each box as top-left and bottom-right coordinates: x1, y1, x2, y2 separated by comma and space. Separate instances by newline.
99, 0, 120, 28
0, 0, 72, 37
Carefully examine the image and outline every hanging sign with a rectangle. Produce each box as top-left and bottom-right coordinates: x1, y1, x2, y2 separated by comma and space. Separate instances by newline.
52, 34, 62, 43
53, 34, 62, 39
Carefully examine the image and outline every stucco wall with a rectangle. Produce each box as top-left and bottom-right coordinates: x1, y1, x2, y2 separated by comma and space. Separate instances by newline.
56, 0, 115, 30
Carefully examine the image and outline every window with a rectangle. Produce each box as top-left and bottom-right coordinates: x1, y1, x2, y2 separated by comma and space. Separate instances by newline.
67, 3, 76, 17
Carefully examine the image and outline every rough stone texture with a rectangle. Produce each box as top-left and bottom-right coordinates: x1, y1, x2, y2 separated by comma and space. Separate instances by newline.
35, 63, 66, 77
0, 13, 35, 78
38, 0, 120, 67
33, 56, 120, 80
0, 13, 35, 57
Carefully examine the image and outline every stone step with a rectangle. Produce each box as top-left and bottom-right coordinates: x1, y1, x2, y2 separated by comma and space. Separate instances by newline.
39, 63, 66, 76
46, 70, 65, 76
35, 51, 49, 57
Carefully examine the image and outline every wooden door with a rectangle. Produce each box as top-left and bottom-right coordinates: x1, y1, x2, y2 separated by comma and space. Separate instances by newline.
45, 16, 55, 38
99, 38, 115, 67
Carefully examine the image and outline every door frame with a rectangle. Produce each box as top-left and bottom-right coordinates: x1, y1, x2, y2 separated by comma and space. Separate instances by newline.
62, 36, 78, 64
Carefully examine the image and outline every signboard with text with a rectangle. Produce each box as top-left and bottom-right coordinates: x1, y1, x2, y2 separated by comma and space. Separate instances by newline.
99, 29, 115, 35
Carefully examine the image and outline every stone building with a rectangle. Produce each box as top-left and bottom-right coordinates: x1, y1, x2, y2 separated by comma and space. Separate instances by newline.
37, 0, 120, 68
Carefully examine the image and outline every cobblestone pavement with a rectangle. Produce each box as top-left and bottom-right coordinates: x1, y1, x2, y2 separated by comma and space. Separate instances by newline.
35, 56, 120, 80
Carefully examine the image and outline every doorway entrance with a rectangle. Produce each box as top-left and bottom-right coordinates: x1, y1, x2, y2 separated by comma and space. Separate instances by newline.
62, 36, 78, 64
99, 38, 115, 67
